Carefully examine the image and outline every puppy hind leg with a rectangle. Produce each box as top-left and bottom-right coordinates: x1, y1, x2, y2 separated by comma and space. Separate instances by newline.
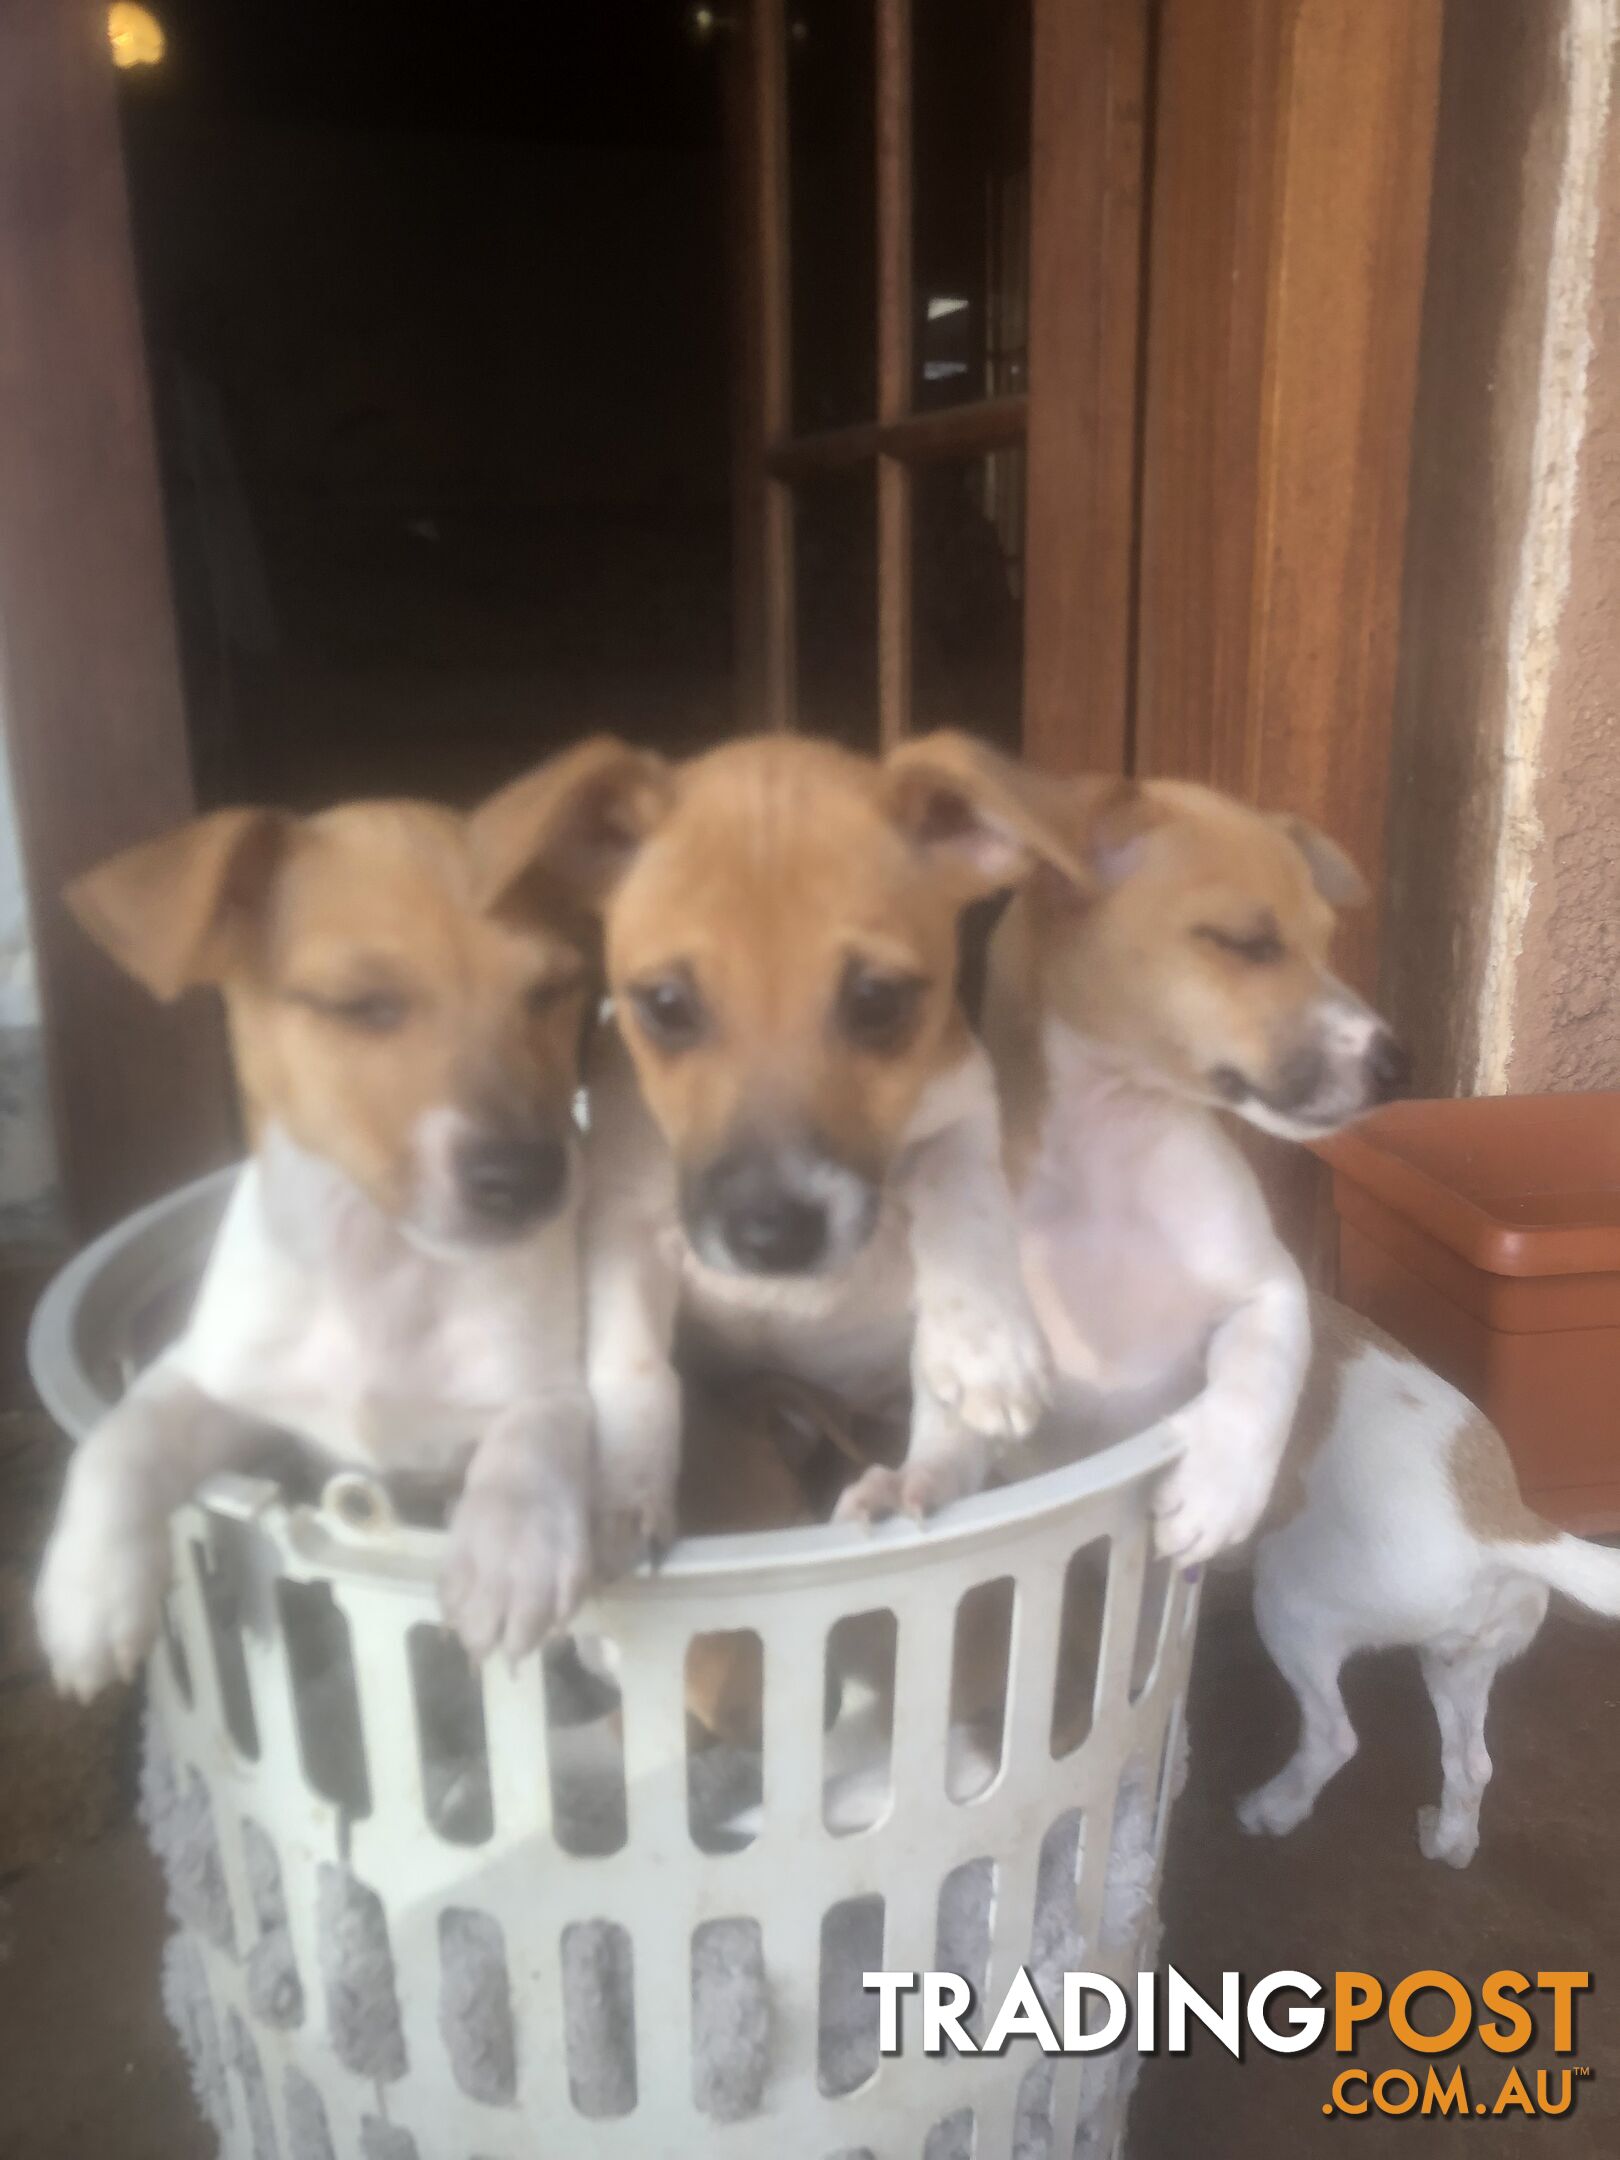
1416, 1584, 1547, 1870
1236, 1576, 1359, 1839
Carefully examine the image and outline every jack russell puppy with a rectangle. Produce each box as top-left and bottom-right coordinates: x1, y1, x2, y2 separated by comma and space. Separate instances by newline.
36, 743, 649, 1698
1243, 1300, 1620, 1867
951, 731, 1406, 1560
932, 732, 1620, 1864
474, 732, 1092, 1561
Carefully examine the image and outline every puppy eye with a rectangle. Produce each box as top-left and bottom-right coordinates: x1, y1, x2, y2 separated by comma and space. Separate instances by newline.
837, 964, 927, 1051
628, 970, 708, 1051
1193, 924, 1285, 966
526, 971, 585, 1017
303, 989, 412, 1033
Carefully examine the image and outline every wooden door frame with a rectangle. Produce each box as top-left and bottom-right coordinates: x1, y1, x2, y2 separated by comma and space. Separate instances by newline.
1134, 0, 1443, 1261
1021, 0, 1150, 776
0, 0, 234, 1239
1135, 0, 1444, 997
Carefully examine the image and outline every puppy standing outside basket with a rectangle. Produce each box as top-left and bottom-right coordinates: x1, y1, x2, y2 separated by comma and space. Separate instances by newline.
938, 732, 1620, 1868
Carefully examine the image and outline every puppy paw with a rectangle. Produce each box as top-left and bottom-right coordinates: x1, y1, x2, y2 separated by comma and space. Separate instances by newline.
1150, 1405, 1282, 1565
591, 1379, 681, 1575
914, 1296, 1052, 1442
594, 1454, 679, 1579
833, 1457, 972, 1525
1235, 1777, 1312, 1841
440, 1483, 591, 1665
833, 1465, 907, 1525
1417, 1805, 1479, 1870
36, 1516, 171, 1702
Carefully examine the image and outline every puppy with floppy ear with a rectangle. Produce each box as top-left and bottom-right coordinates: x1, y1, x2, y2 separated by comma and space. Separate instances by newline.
476, 730, 1091, 1558
944, 747, 1620, 1868
956, 740, 1405, 1562
36, 741, 653, 1699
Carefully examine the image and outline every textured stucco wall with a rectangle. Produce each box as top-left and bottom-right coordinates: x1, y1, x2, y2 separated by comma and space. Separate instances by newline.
1509, 29, 1620, 1091
1384, 0, 1620, 1096
1383, 3, 1568, 1091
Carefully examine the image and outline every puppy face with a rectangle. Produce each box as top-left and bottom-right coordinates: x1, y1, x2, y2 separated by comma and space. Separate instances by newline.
68, 744, 655, 1249
479, 731, 1092, 1279
1032, 778, 1408, 1137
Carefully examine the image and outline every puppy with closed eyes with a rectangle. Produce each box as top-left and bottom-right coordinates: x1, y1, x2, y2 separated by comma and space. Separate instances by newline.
475, 732, 1090, 1561
36, 743, 647, 1698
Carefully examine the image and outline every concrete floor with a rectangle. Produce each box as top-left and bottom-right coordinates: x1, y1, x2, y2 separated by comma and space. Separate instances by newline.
1, 1575, 1615, 2160
1133, 1575, 1620, 2156
0, 1821, 210, 2160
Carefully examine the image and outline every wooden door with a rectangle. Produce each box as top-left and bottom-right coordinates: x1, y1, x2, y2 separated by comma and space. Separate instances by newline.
726, 0, 1441, 993
1132, 0, 1442, 1266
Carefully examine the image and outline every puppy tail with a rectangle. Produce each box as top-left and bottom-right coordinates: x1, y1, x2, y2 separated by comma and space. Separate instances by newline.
1509, 1532, 1620, 1619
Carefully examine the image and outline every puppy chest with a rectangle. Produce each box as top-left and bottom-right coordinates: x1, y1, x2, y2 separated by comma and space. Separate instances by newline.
676, 1229, 915, 1405
1019, 1133, 1226, 1387
206, 1289, 522, 1467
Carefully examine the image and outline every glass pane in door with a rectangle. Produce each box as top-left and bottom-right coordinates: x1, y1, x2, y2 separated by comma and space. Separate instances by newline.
911, 0, 1032, 411
789, 1, 878, 432
912, 448, 1025, 747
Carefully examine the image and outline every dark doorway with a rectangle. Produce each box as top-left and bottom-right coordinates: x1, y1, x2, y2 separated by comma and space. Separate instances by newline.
115, 0, 735, 812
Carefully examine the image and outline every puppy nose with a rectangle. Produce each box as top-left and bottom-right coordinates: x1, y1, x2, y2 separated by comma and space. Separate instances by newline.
723, 1189, 829, 1274
1366, 1028, 1412, 1103
457, 1134, 568, 1227
703, 1153, 830, 1274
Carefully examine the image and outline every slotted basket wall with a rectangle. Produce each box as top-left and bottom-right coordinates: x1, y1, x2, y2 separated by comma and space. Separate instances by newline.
31, 1172, 1199, 2160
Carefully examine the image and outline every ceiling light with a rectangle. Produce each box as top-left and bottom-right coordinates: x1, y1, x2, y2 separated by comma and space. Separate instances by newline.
108, 4, 165, 70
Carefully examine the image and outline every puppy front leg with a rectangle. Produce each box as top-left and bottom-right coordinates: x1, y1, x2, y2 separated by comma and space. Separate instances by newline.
36, 1360, 258, 1700
441, 1389, 593, 1663
1153, 1264, 1310, 1564
586, 1238, 683, 1573
900, 1056, 1052, 1447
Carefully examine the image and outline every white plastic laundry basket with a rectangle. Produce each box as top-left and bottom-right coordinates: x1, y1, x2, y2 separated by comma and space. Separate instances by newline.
31, 1170, 1200, 2160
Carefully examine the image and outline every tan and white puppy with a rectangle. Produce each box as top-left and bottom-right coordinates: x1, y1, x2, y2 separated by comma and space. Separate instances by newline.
1240, 1301, 1620, 1867
476, 732, 1088, 1556
936, 735, 1407, 1562
928, 735, 1620, 1864
35, 745, 640, 1698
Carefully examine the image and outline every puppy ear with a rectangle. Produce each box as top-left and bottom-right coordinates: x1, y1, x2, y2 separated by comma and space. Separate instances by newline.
65, 808, 290, 1001
471, 736, 673, 916
883, 731, 1097, 898
1079, 777, 1174, 890
1272, 814, 1369, 907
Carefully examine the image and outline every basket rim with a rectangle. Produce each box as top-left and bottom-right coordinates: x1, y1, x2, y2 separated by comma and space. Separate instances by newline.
28, 1166, 1186, 1596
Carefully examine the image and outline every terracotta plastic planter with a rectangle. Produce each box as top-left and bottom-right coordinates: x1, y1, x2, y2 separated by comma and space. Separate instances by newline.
1317, 1093, 1620, 1534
